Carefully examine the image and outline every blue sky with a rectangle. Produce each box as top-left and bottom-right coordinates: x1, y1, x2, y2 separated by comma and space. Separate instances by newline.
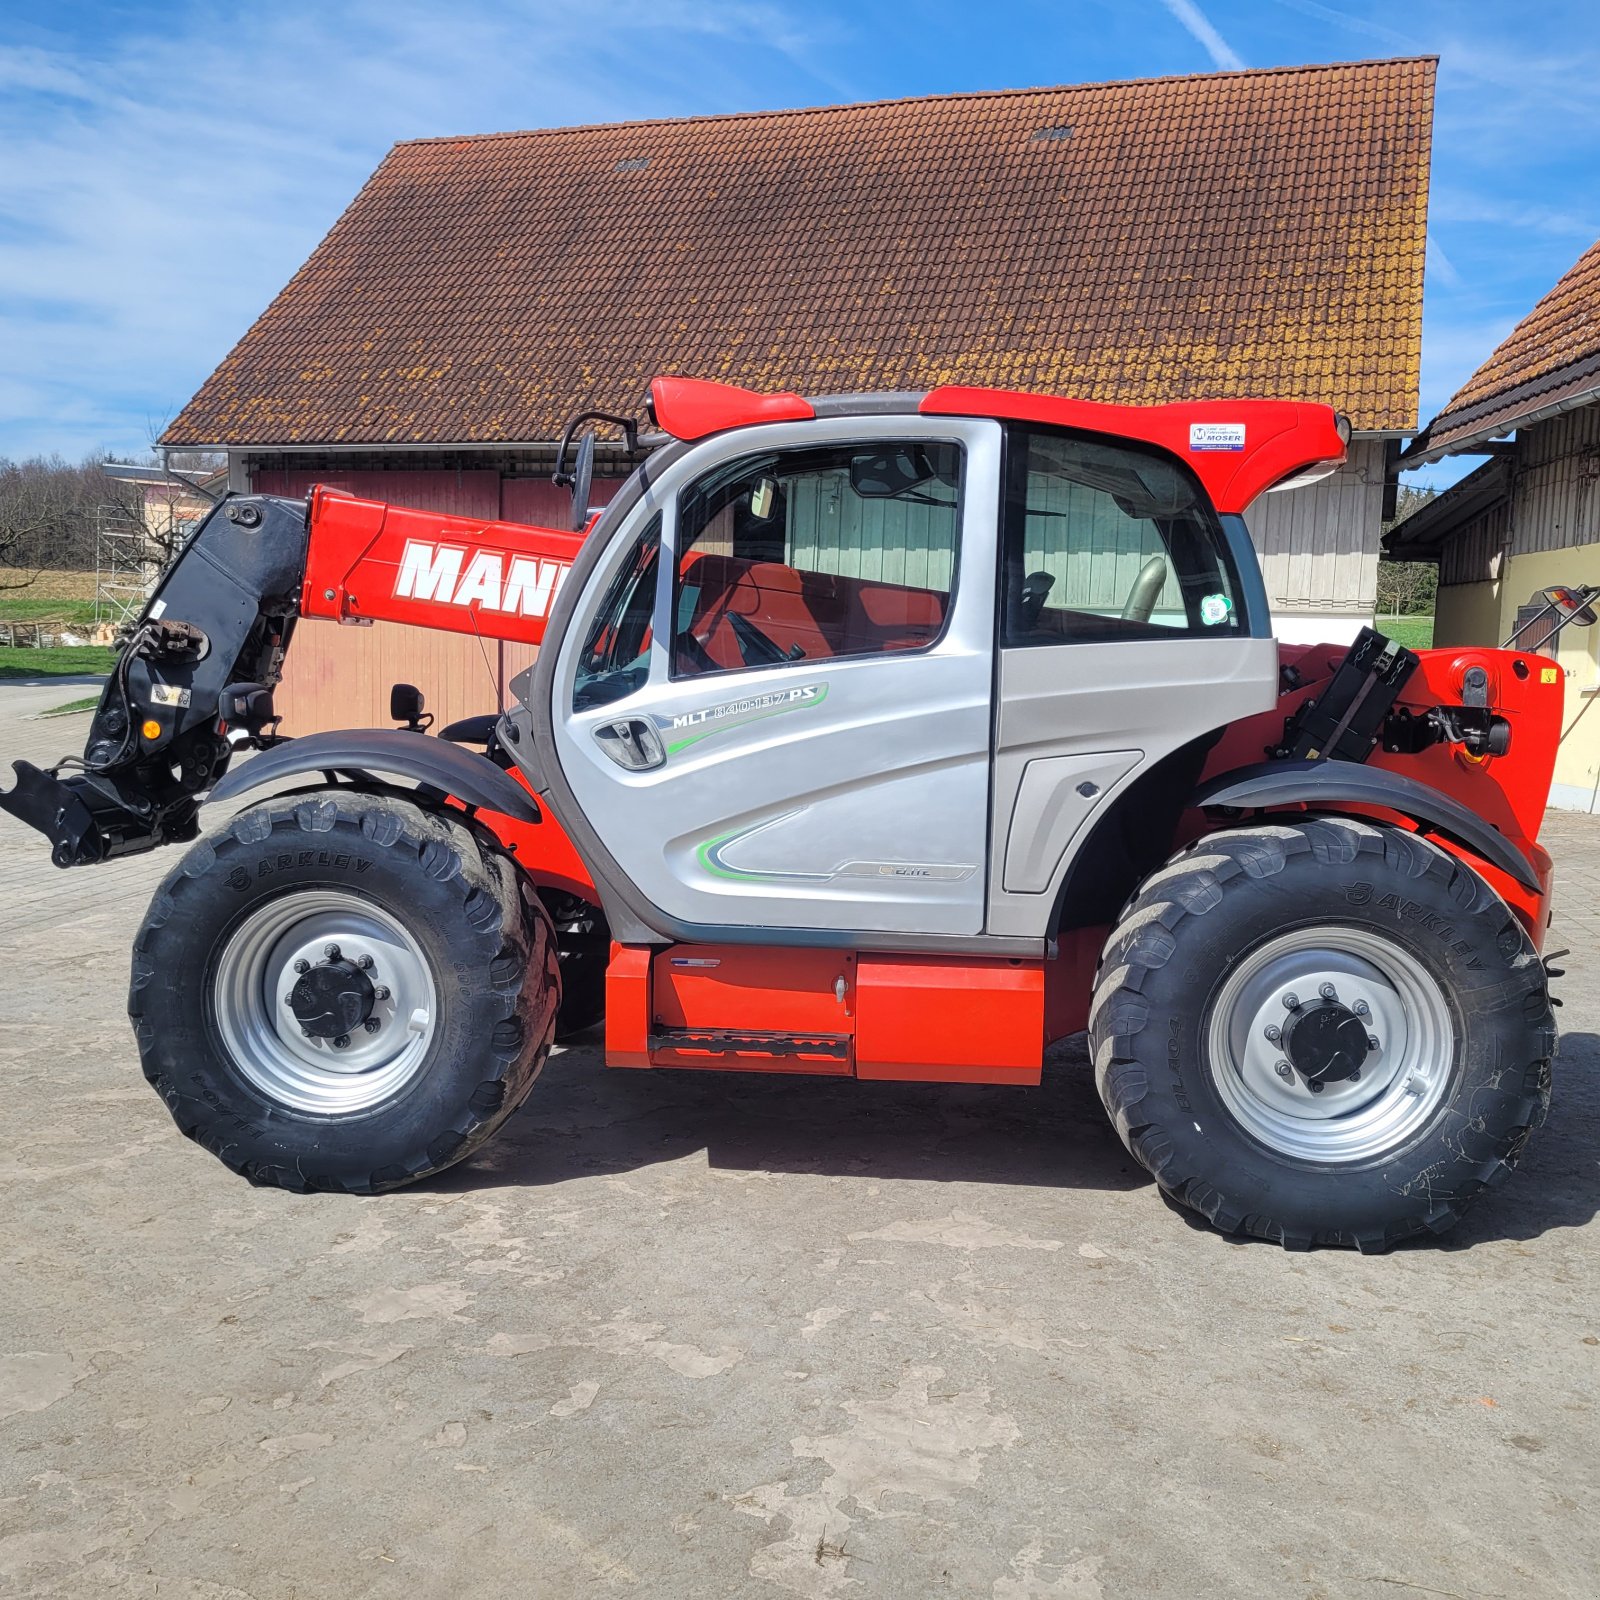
2, 0, 1598, 490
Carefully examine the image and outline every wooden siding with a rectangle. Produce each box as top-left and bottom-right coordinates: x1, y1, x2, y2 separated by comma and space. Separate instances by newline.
1507, 407, 1600, 559
1243, 438, 1386, 614
1438, 497, 1511, 589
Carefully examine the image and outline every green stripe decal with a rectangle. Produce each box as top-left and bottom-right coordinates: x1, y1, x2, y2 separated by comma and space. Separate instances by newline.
664, 682, 828, 755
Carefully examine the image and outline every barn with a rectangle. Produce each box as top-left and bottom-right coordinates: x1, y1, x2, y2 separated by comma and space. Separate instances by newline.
162, 58, 1436, 730
1388, 234, 1600, 812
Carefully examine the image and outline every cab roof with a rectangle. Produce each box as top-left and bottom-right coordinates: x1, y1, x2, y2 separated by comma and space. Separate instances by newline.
648, 376, 1349, 516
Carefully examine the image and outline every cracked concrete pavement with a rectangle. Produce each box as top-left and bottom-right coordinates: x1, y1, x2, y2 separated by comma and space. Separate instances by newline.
2, 681, 1597, 1598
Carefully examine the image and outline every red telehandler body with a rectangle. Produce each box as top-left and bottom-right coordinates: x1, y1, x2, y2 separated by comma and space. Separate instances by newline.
1, 378, 1568, 1248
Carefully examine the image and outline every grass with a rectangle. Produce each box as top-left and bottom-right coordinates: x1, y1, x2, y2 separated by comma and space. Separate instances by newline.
1375, 614, 1434, 650
41, 694, 101, 717
0, 596, 99, 627
0, 645, 117, 680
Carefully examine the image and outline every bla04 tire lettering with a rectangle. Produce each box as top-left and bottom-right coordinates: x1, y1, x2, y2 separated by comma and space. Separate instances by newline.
1089, 817, 1554, 1250
129, 790, 560, 1193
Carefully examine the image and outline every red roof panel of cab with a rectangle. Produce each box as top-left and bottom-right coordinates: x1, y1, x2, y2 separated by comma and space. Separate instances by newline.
921, 386, 1347, 514
651, 376, 814, 440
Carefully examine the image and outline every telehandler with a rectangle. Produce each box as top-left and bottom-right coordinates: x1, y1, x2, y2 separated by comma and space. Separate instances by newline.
2, 377, 1571, 1248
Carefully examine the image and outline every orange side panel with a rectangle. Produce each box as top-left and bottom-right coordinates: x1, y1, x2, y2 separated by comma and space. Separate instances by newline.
650, 945, 854, 1074
604, 944, 652, 1068
479, 769, 597, 902
855, 955, 1043, 1085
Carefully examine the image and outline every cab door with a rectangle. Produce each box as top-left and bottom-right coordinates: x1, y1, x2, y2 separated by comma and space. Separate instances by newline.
546, 416, 1001, 939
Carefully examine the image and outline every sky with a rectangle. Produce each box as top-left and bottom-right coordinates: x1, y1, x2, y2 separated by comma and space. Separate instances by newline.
2, 0, 1598, 491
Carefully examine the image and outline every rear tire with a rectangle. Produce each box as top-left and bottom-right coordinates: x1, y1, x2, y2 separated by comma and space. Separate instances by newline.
1089, 817, 1554, 1250
129, 790, 560, 1193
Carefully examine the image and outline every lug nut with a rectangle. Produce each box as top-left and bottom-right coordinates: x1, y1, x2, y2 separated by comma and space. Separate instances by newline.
1264, 1024, 1282, 1044
1367, 1034, 1381, 1051
1349, 1068, 1361, 1083
333, 1033, 350, 1049
1309, 1080, 1325, 1094
293, 958, 310, 974
324, 943, 341, 961
1319, 982, 1337, 1000
1283, 992, 1299, 1009
373, 985, 390, 1002
364, 1017, 381, 1034
1275, 1060, 1292, 1081
356, 954, 374, 970
1352, 1000, 1370, 1018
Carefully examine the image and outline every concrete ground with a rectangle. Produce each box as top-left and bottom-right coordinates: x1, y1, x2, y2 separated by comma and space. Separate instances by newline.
1, 678, 1596, 1600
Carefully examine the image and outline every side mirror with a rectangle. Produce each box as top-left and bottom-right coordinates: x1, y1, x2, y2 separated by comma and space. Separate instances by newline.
390, 682, 431, 732
1541, 585, 1598, 627
850, 446, 934, 499
569, 431, 596, 532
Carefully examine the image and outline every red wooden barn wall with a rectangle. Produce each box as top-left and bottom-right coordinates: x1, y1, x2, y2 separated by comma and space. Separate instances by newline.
253, 468, 618, 732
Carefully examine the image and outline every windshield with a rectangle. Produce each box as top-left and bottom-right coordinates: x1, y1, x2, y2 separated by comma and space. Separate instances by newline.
572, 512, 662, 711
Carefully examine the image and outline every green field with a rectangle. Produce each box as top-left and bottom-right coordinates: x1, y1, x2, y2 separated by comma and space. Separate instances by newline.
1375, 614, 1434, 650
0, 597, 99, 628
0, 645, 117, 680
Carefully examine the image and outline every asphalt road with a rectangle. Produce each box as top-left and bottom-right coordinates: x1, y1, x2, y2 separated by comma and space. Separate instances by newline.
2, 680, 1596, 1599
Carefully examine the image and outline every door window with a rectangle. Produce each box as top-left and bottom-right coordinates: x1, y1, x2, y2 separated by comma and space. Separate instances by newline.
672, 441, 963, 678
1001, 428, 1244, 644
572, 513, 661, 710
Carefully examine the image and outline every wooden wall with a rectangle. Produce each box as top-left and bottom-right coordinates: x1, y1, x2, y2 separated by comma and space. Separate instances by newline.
1242, 438, 1387, 622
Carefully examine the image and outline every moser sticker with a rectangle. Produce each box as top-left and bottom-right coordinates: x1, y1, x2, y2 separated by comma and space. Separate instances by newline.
656, 683, 829, 751
1189, 422, 1246, 452
393, 539, 572, 619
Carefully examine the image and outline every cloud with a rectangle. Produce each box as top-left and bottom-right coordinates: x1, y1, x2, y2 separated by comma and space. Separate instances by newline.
1424, 234, 1462, 291
1157, 0, 1246, 71
0, 1, 844, 460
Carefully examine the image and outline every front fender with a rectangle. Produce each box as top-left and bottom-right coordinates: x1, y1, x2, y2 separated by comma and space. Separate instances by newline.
207, 729, 540, 823
1194, 758, 1539, 892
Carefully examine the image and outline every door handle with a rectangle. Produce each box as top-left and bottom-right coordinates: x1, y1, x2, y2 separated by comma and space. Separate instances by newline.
593, 717, 666, 771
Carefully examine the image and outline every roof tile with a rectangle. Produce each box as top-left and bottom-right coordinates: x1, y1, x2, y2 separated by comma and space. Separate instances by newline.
165, 58, 1435, 447
1423, 236, 1600, 454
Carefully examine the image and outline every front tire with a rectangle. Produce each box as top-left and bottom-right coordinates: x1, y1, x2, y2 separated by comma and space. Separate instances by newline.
1089, 817, 1555, 1250
130, 790, 560, 1192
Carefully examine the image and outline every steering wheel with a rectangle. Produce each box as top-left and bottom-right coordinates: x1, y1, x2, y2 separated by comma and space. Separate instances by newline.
1018, 570, 1056, 631
728, 611, 803, 667
1121, 555, 1168, 624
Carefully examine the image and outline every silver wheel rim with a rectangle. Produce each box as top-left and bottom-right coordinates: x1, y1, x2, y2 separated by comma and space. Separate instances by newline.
212, 890, 437, 1115
1205, 925, 1455, 1164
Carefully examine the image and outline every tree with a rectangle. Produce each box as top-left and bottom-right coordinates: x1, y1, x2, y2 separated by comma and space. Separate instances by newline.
1375, 484, 1440, 616
1374, 558, 1437, 616
0, 454, 106, 586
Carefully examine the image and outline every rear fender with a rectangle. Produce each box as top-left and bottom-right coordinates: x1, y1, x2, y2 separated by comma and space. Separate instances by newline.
1193, 759, 1540, 892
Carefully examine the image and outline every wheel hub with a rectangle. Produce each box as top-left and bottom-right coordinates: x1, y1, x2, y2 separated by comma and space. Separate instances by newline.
212, 890, 437, 1115
1280, 995, 1371, 1087
288, 954, 376, 1040
1204, 926, 1455, 1164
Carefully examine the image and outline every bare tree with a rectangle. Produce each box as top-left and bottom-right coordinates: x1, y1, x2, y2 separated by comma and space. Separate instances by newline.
0, 454, 107, 587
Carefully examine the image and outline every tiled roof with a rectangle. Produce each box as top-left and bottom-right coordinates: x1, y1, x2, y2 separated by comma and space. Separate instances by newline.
1416, 237, 1600, 458
165, 58, 1435, 448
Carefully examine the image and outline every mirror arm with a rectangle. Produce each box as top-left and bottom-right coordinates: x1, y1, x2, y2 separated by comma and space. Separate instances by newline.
553, 409, 640, 486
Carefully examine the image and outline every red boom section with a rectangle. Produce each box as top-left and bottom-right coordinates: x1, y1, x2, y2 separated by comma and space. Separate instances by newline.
300, 485, 587, 645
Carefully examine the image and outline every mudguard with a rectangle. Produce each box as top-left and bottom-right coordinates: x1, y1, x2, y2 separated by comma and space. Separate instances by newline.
1194, 758, 1539, 892
207, 729, 540, 823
